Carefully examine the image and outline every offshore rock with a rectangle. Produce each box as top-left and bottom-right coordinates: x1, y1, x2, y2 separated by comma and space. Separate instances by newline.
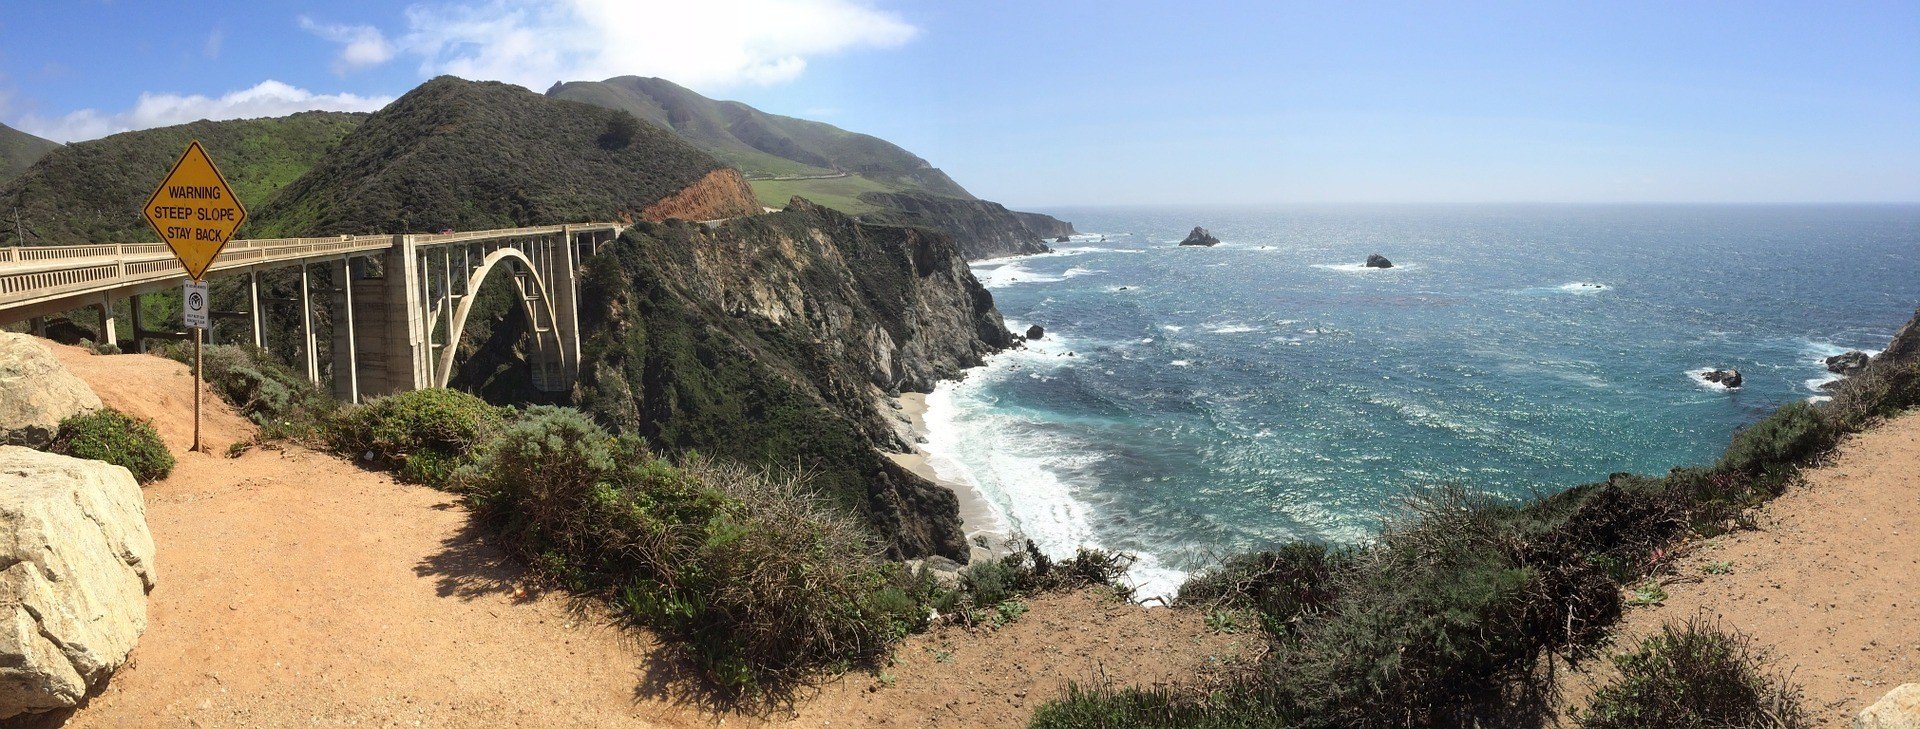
0, 333, 102, 448
1365, 253, 1395, 268
0, 447, 156, 719
1826, 350, 1871, 375
1178, 227, 1220, 247
1055, 235, 1070, 243
1026, 324, 1045, 340
1702, 369, 1744, 388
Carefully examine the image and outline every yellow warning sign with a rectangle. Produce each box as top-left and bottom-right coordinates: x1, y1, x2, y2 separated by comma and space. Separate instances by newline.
142, 140, 246, 281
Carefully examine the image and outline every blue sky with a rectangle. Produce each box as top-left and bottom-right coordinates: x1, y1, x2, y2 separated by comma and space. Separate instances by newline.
2, 1, 1916, 205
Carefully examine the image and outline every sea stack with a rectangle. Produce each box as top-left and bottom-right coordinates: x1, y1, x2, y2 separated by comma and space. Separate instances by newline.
1026, 324, 1045, 340
1702, 369, 1743, 388
1178, 227, 1220, 247
1055, 235, 1071, 243
1365, 253, 1394, 268
1824, 350, 1870, 375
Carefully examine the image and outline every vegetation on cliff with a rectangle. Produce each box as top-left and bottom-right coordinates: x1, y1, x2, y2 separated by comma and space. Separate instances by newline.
0, 112, 365, 245
0, 122, 59, 186
1033, 307, 1920, 728
574, 200, 1012, 559
859, 190, 1076, 259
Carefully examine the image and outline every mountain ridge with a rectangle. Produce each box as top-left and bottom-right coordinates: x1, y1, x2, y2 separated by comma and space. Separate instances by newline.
0, 123, 60, 185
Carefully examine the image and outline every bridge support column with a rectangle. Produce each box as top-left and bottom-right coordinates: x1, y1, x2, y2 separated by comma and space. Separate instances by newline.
94, 295, 117, 348
330, 257, 361, 404
248, 269, 263, 348
381, 235, 429, 393
553, 226, 582, 382
130, 295, 145, 353
300, 263, 319, 385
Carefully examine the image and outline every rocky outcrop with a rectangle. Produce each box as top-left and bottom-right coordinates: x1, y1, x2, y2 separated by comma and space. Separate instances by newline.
1875, 307, 1920, 366
0, 333, 102, 448
858, 191, 1074, 260
1702, 369, 1743, 388
1826, 350, 1871, 375
0, 447, 156, 719
1857, 684, 1920, 729
575, 197, 1014, 560
1179, 227, 1220, 247
1055, 235, 1070, 243
1026, 324, 1045, 340
1366, 253, 1394, 268
638, 167, 761, 223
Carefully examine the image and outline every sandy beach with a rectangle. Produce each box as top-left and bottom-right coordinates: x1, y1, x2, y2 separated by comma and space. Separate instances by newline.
885, 390, 1010, 563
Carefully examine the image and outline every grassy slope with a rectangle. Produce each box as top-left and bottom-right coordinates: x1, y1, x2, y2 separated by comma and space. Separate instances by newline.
0, 123, 60, 185
749, 175, 909, 214
254, 77, 728, 236
548, 76, 973, 203
0, 112, 366, 245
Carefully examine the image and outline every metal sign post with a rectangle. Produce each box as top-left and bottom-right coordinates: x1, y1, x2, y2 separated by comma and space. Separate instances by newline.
144, 141, 246, 454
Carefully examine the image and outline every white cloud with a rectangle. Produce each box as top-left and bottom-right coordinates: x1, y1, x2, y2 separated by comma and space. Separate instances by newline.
204, 28, 225, 60
389, 0, 918, 92
299, 17, 397, 74
14, 80, 394, 143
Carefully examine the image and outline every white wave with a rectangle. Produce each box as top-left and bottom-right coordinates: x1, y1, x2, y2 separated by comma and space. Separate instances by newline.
1311, 262, 1405, 272
1804, 373, 1843, 393
1559, 282, 1611, 292
1160, 324, 1184, 332
1170, 359, 1192, 367
1204, 322, 1261, 334
1686, 367, 1740, 391
1062, 266, 1103, 279
978, 262, 1064, 289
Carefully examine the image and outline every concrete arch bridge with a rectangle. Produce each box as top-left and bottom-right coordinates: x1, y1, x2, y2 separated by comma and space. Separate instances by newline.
0, 223, 624, 402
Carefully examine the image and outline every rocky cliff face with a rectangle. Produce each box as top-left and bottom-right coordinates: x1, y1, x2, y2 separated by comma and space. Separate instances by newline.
574, 198, 1010, 559
857, 191, 1076, 260
1876, 307, 1920, 365
638, 167, 760, 222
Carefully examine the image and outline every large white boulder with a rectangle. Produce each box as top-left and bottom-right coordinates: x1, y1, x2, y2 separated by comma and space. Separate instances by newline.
0, 446, 155, 719
1860, 684, 1920, 729
0, 333, 101, 448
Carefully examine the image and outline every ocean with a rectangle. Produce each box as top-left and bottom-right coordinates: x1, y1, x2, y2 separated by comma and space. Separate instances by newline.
919, 204, 1920, 598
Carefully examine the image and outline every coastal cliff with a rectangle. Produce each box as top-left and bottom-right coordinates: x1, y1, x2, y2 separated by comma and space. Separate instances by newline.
574, 198, 1011, 559
858, 190, 1077, 259
637, 167, 761, 222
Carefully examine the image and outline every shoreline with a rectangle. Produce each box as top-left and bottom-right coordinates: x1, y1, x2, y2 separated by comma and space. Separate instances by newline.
886, 390, 1012, 564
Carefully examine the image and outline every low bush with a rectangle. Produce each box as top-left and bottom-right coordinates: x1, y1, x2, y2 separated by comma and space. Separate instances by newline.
1718, 401, 1838, 475
1579, 618, 1809, 729
50, 409, 175, 483
1177, 543, 1353, 639
463, 406, 923, 694
156, 343, 334, 439
327, 388, 503, 487
960, 540, 1135, 614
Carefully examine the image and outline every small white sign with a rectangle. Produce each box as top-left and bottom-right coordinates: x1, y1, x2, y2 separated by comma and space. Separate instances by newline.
183, 280, 209, 330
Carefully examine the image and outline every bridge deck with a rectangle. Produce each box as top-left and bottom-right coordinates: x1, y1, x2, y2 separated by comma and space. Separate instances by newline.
0, 223, 622, 324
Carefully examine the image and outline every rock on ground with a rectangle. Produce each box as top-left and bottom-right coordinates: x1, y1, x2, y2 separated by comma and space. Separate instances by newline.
1859, 684, 1920, 729
0, 446, 155, 719
0, 333, 101, 448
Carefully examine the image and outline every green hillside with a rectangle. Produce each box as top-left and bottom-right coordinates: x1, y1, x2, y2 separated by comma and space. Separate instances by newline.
0, 112, 367, 246
0, 123, 60, 185
548, 76, 974, 202
255, 77, 734, 236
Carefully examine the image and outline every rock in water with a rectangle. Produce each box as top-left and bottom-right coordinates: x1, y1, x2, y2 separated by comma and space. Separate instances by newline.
1178, 226, 1220, 247
0, 333, 103, 448
1825, 350, 1870, 375
1365, 253, 1394, 268
1026, 324, 1045, 340
0, 446, 156, 719
1857, 684, 1920, 729
1702, 369, 1743, 388
1055, 235, 1070, 243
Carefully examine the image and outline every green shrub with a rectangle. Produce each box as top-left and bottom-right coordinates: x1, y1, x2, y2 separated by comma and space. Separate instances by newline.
327, 388, 502, 487
1177, 543, 1353, 639
956, 540, 1135, 624
49, 409, 175, 483
157, 343, 334, 439
1719, 402, 1837, 474
464, 405, 923, 694
1579, 618, 1809, 729
1825, 360, 1920, 431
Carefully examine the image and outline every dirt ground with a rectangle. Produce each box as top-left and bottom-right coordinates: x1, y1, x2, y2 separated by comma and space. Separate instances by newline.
1562, 409, 1920, 726
22, 348, 1251, 728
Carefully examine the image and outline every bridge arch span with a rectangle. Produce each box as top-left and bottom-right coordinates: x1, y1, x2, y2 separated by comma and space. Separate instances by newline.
434, 246, 565, 389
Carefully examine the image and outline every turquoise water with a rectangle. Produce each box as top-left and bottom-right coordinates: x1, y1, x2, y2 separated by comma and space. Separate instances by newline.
920, 205, 1920, 597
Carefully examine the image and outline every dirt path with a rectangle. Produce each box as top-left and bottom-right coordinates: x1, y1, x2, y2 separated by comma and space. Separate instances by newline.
1566, 409, 1920, 725
30, 348, 1246, 728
